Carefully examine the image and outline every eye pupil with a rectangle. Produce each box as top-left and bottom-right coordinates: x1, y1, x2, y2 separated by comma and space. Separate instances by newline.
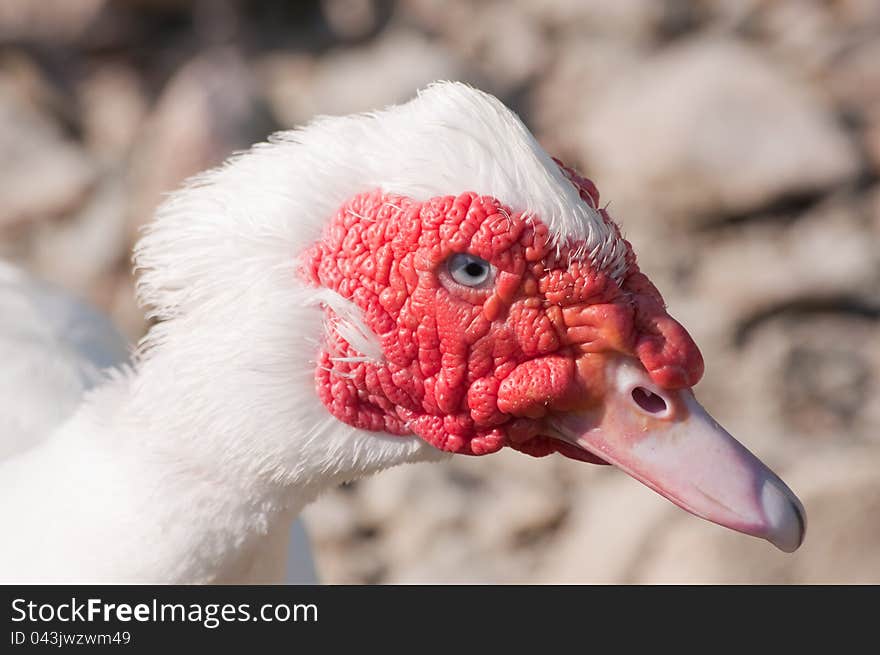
447, 253, 494, 288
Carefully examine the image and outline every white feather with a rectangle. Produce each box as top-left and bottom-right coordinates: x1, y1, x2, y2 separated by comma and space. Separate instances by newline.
135, 82, 624, 327
311, 289, 384, 361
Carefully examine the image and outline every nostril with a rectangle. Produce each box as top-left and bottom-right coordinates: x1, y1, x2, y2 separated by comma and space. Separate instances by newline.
631, 386, 668, 415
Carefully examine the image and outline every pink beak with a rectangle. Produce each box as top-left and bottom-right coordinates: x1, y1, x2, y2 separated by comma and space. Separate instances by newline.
550, 358, 806, 552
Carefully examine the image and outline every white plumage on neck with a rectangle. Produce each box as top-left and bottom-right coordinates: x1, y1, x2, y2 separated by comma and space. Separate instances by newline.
0, 272, 443, 583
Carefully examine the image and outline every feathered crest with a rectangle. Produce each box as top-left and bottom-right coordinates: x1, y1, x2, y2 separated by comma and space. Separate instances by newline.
135, 81, 626, 324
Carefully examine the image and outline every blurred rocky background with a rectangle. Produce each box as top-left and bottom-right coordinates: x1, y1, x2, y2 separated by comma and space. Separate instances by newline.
1, 0, 878, 582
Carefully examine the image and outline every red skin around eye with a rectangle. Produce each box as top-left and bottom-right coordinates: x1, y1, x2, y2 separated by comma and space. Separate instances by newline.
302, 172, 703, 457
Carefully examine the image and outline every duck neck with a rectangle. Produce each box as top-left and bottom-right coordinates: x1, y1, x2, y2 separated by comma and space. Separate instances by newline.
61, 292, 441, 582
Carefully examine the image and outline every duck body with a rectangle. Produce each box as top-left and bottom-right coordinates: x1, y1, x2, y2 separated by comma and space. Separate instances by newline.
0, 260, 127, 458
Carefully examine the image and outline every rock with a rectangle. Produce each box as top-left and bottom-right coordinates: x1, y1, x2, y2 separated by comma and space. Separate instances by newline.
305, 450, 576, 583
307, 536, 386, 584
825, 36, 880, 172
873, 186, 880, 233
717, 319, 876, 471
513, 0, 666, 42
301, 485, 362, 543
400, 1, 552, 91
0, 0, 105, 45
397, 0, 478, 36
535, 470, 679, 583
832, 0, 880, 28
32, 173, 129, 298
357, 462, 470, 529
306, 462, 471, 583
574, 38, 861, 228
128, 48, 275, 237
387, 528, 495, 583
260, 30, 471, 128
320, 0, 391, 43
404, 0, 664, 44
78, 64, 148, 162
0, 52, 69, 121
691, 197, 878, 331
753, 0, 880, 72
453, 2, 549, 90
532, 35, 644, 161
864, 108, 880, 173
0, 78, 96, 230
755, 0, 841, 74
826, 37, 880, 115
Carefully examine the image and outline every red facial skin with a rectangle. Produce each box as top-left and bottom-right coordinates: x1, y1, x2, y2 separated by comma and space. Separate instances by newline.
301, 164, 704, 459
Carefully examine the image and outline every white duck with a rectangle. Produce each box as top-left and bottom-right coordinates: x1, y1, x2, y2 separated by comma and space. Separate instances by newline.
0, 82, 805, 583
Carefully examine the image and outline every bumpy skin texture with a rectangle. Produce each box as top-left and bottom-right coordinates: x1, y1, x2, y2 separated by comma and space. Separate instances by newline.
302, 164, 704, 458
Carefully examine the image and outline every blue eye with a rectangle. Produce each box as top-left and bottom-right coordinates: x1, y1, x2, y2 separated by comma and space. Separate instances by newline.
448, 253, 493, 287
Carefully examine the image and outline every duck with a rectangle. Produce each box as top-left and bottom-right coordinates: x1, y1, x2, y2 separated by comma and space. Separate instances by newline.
0, 82, 806, 583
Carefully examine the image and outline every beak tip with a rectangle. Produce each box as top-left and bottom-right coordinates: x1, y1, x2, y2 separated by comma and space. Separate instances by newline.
761, 479, 807, 553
